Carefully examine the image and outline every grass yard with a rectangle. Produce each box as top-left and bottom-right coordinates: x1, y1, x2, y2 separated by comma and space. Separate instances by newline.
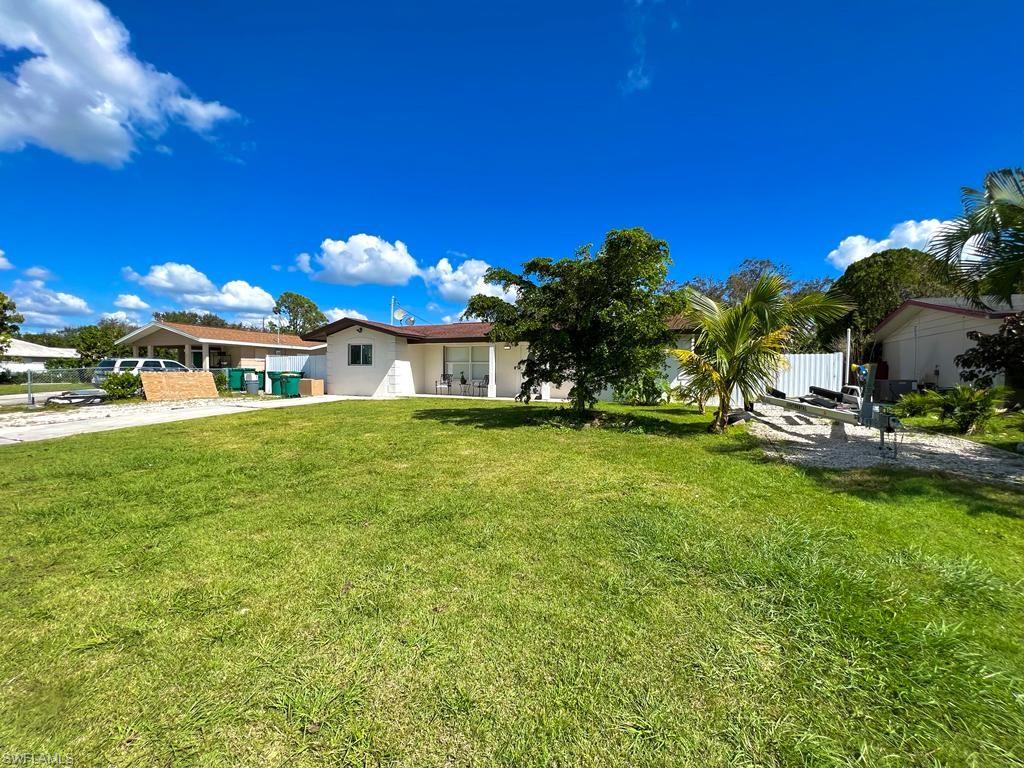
0, 382, 71, 396
1, 399, 1023, 766
903, 409, 1024, 454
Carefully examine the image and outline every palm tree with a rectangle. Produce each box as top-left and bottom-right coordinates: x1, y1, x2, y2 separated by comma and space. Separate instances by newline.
929, 168, 1024, 305
674, 275, 849, 433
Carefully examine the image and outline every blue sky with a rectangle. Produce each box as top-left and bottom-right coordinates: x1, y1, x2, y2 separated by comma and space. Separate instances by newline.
1, 0, 1022, 331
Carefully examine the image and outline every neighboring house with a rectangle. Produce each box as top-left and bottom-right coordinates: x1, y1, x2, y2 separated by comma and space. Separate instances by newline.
872, 295, 1023, 389
116, 321, 326, 370
1, 339, 79, 373
300, 316, 694, 398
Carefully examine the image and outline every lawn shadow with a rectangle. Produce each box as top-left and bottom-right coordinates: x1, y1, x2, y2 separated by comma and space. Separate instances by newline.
411, 405, 710, 439
797, 465, 1024, 520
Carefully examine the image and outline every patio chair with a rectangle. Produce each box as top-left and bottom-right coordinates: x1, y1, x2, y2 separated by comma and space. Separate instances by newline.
435, 373, 453, 395
474, 375, 489, 396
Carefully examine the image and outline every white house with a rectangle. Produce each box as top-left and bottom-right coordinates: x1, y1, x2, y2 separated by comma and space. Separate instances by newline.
1, 339, 79, 373
872, 296, 1022, 388
301, 317, 694, 399
116, 321, 325, 370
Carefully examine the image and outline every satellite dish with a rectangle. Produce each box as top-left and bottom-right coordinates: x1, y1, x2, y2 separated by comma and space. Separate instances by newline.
393, 308, 407, 321
405, 317, 416, 326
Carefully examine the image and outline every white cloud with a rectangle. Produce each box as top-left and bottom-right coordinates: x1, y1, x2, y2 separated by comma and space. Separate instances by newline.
101, 309, 139, 325
23, 266, 53, 280
423, 257, 516, 303
826, 219, 949, 270
181, 279, 275, 312
10, 278, 91, 328
114, 293, 149, 310
292, 252, 312, 274
441, 312, 465, 324
0, 249, 12, 270
304, 234, 419, 286
124, 262, 216, 293
324, 307, 368, 322
125, 262, 275, 312
0, 0, 237, 167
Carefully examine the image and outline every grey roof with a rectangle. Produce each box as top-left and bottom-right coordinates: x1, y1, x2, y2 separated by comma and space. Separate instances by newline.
3, 339, 78, 359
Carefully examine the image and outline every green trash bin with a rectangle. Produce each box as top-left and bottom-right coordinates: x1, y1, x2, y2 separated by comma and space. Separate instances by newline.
227, 368, 244, 391
257, 371, 266, 392
268, 371, 283, 396
281, 372, 301, 398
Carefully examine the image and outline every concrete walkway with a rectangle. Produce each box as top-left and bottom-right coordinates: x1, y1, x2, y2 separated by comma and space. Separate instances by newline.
0, 395, 358, 446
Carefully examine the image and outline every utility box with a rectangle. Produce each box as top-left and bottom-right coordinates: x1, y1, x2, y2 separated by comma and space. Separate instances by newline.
299, 378, 324, 397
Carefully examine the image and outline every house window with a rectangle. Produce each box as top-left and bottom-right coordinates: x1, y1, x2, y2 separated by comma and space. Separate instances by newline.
348, 343, 373, 366
444, 345, 488, 382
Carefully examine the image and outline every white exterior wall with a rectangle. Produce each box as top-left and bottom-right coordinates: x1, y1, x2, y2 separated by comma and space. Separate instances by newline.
325, 327, 399, 396
880, 310, 1004, 388
324, 330, 704, 400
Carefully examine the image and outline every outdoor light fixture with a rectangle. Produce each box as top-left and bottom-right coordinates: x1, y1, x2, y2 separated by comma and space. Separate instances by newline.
503, 343, 512, 350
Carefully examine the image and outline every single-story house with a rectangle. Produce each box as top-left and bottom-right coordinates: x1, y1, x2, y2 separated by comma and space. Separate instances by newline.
300, 316, 694, 398
116, 321, 326, 370
1, 338, 79, 373
873, 295, 1022, 389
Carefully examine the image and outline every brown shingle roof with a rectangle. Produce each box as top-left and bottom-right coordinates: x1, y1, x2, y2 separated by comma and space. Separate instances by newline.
303, 315, 694, 342
159, 322, 325, 348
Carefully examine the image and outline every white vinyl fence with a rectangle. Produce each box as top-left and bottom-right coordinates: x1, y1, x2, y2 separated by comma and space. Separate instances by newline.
672, 351, 846, 408
264, 354, 328, 386
772, 352, 845, 399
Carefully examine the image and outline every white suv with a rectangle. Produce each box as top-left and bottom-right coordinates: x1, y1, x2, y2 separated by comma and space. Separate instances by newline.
92, 357, 190, 385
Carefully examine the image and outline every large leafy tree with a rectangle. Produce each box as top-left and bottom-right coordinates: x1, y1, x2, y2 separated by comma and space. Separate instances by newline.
153, 310, 233, 328
0, 291, 25, 356
816, 248, 956, 355
675, 275, 849, 433
930, 168, 1024, 304
73, 318, 135, 366
466, 227, 681, 413
272, 292, 327, 335
955, 312, 1024, 389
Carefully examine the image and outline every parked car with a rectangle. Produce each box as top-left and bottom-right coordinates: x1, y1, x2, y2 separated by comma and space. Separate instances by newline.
92, 358, 190, 385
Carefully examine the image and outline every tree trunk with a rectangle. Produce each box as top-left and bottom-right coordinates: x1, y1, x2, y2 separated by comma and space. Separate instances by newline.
708, 384, 730, 433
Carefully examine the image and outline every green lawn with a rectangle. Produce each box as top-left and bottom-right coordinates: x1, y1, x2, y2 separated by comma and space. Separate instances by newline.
1, 399, 1022, 766
0, 382, 72, 395
903, 409, 1024, 453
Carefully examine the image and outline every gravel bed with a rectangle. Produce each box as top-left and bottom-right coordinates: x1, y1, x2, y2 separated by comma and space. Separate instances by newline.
748, 404, 1024, 488
0, 398, 247, 429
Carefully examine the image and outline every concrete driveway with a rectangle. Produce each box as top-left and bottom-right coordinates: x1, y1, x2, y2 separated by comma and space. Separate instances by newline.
0, 395, 358, 445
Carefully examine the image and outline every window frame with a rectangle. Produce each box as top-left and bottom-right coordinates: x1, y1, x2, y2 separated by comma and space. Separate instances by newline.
348, 343, 373, 366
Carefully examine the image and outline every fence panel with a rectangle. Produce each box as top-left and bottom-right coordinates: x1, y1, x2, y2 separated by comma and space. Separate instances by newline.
23, 367, 101, 405
265, 354, 327, 384
774, 352, 844, 398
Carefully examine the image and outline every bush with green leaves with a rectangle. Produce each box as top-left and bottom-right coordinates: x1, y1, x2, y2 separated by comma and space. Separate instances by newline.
213, 372, 228, 392
101, 372, 141, 400
890, 391, 933, 418
914, 386, 1006, 435
613, 369, 671, 406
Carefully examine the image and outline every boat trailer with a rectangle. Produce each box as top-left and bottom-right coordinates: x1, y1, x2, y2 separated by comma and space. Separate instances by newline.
759, 364, 905, 457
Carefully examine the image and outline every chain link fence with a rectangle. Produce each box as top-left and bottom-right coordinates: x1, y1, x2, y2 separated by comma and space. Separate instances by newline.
19, 367, 237, 405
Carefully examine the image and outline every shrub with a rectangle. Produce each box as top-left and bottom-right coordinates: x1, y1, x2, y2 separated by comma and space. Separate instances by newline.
890, 391, 933, 417
213, 371, 228, 392
614, 370, 669, 406
0, 369, 29, 385
929, 385, 1005, 435
102, 372, 141, 400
